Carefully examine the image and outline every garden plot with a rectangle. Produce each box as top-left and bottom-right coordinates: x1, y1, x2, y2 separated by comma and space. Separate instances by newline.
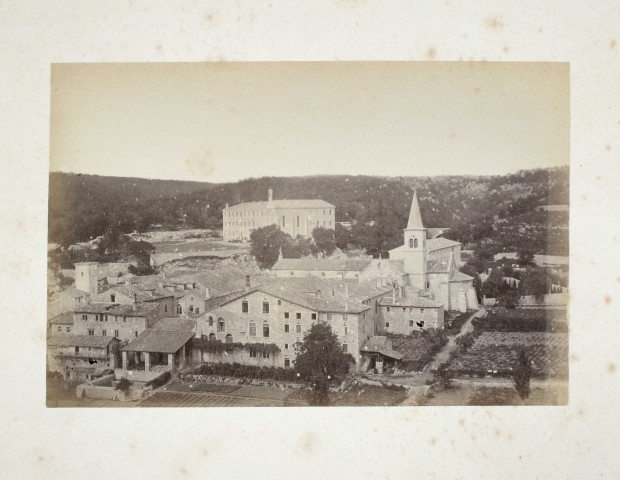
447, 332, 568, 378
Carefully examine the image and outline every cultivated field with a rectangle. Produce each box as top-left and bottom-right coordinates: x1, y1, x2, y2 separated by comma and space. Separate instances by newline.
447, 332, 568, 377
446, 308, 569, 379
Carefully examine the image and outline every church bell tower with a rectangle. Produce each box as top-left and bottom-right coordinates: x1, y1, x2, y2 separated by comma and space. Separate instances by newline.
403, 191, 427, 290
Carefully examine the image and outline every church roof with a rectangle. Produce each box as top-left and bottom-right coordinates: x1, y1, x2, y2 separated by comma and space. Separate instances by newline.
426, 258, 451, 273
427, 237, 461, 251
450, 270, 474, 282
406, 191, 424, 229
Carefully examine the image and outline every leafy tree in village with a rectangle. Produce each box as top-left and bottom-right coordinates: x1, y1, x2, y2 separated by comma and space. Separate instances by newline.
480, 267, 504, 299
512, 349, 532, 402
284, 235, 314, 259
249, 225, 294, 269
516, 246, 536, 266
498, 288, 519, 309
334, 223, 352, 250
312, 227, 336, 255
294, 323, 355, 406
519, 266, 550, 300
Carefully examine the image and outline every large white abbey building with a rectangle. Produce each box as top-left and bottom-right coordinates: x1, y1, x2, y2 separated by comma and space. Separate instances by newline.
222, 188, 335, 241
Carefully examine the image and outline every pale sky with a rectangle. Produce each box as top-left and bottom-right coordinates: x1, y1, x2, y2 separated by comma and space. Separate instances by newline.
50, 62, 569, 183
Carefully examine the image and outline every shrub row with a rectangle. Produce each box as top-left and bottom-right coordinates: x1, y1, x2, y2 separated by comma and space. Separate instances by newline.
192, 362, 301, 382
473, 312, 568, 333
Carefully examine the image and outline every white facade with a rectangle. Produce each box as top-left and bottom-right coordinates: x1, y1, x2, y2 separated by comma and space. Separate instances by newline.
222, 188, 335, 241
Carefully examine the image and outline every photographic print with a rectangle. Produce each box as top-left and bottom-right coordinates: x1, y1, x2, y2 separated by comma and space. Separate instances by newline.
47, 62, 569, 407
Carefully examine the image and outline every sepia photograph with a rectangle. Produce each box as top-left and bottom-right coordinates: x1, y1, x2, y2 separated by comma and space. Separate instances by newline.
47, 62, 569, 407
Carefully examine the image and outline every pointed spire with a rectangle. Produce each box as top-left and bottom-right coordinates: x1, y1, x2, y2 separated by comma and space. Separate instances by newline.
406, 190, 424, 229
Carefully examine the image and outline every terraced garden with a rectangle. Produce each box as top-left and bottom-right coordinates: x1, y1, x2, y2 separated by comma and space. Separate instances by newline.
447, 332, 568, 377
446, 308, 569, 379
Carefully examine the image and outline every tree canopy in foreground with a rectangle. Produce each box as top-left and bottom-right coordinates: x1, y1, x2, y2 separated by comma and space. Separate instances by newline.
294, 323, 355, 406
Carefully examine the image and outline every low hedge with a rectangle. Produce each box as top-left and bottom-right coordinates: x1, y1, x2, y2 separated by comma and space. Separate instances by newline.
192, 362, 301, 383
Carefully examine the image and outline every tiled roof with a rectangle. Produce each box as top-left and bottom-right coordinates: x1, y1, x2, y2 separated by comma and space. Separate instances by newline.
261, 277, 392, 302
427, 237, 461, 251
426, 258, 451, 273
379, 296, 444, 308
271, 258, 372, 272
450, 270, 474, 282
225, 199, 334, 210
74, 302, 160, 318
220, 284, 370, 315
361, 336, 404, 360
388, 260, 405, 273
98, 285, 157, 302
167, 269, 266, 298
48, 335, 117, 348
121, 319, 195, 354
49, 312, 74, 325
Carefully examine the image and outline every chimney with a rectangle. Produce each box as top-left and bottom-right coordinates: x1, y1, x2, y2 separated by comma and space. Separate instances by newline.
392, 286, 396, 304
205, 287, 210, 299
316, 289, 321, 298
376, 278, 381, 289
268, 188, 273, 202
158, 282, 163, 288
225, 202, 229, 208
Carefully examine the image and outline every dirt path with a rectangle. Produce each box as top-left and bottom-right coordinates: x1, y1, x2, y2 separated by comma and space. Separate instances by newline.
425, 307, 485, 372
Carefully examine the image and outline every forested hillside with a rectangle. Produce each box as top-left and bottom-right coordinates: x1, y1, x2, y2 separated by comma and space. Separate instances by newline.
48, 166, 569, 258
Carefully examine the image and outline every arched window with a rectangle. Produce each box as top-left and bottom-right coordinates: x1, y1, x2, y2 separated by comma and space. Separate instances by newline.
209, 333, 216, 341
409, 238, 414, 248
208, 316, 213, 327
225, 334, 233, 343
217, 318, 225, 332
414, 238, 419, 248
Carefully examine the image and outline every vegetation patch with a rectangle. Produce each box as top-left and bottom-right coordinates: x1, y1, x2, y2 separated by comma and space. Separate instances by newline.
443, 310, 475, 336
387, 329, 448, 372
448, 332, 568, 378
192, 362, 301, 383
473, 308, 567, 333
331, 383, 407, 406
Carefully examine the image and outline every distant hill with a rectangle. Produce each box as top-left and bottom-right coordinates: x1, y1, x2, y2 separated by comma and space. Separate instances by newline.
48, 167, 569, 257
